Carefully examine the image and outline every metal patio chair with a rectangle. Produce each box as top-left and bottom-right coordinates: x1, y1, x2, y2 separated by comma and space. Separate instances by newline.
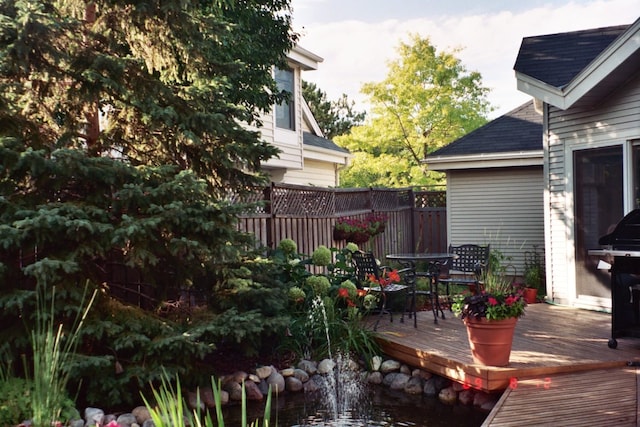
438, 244, 490, 308
351, 251, 411, 330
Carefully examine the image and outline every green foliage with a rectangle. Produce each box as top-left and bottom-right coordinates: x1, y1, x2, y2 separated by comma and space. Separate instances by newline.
524, 245, 545, 292
28, 284, 95, 427
302, 81, 366, 139
141, 371, 273, 427
268, 243, 380, 364
0, 377, 79, 427
311, 245, 332, 266
0, 0, 301, 409
0, 377, 32, 426
337, 34, 493, 188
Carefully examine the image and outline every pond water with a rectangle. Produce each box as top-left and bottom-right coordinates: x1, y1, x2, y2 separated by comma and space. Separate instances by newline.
222, 385, 488, 426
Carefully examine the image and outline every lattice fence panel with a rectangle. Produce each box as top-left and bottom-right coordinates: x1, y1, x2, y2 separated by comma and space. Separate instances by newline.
227, 187, 268, 215
371, 188, 413, 211
334, 189, 371, 214
415, 191, 447, 208
270, 184, 335, 217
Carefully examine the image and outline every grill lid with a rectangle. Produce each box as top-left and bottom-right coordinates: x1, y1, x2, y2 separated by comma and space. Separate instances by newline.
599, 209, 640, 249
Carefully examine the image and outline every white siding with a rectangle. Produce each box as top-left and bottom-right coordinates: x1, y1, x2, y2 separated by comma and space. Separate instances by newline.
546, 73, 640, 307
448, 167, 545, 276
280, 159, 337, 187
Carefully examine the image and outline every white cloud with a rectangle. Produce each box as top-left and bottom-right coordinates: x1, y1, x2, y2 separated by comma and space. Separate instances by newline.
294, 1, 638, 118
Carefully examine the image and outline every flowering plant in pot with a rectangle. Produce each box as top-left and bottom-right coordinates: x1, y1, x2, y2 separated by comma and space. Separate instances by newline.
333, 214, 388, 243
451, 249, 526, 366
522, 245, 544, 303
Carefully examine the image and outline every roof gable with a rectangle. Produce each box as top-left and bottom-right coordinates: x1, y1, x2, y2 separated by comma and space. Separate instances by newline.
514, 18, 640, 110
514, 26, 629, 88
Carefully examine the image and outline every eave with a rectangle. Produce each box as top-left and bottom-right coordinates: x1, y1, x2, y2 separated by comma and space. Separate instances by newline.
304, 144, 351, 165
426, 151, 543, 171
288, 45, 324, 71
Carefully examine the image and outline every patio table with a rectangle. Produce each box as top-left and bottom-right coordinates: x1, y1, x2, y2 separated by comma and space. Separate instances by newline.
386, 253, 458, 326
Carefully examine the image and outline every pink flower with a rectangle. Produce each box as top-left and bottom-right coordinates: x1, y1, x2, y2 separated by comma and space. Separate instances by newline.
488, 297, 498, 306
104, 422, 121, 427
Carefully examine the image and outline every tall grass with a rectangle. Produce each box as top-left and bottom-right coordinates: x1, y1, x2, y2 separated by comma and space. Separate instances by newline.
29, 283, 97, 427
142, 371, 273, 427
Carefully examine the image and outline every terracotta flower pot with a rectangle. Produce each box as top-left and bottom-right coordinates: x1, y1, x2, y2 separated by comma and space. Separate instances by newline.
523, 287, 538, 304
464, 317, 517, 366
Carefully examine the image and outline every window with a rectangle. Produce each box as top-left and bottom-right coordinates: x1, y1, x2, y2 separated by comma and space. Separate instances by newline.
275, 67, 295, 130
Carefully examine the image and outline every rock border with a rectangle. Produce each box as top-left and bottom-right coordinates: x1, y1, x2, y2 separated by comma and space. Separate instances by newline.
58, 356, 499, 427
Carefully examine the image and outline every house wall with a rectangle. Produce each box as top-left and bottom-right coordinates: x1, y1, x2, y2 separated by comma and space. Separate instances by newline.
447, 166, 545, 276
279, 158, 338, 187
545, 73, 640, 308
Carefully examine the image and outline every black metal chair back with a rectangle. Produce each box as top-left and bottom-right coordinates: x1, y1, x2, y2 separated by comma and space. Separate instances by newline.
448, 244, 490, 277
351, 250, 380, 287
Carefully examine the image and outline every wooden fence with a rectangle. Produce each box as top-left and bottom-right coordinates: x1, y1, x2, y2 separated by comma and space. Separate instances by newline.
237, 183, 447, 257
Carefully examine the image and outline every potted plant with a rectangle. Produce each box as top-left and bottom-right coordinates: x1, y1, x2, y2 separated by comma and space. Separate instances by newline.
522, 245, 544, 304
333, 214, 387, 243
451, 249, 526, 366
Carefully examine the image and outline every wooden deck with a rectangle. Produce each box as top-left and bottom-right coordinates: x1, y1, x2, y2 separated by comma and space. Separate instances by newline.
481, 368, 640, 426
374, 303, 640, 393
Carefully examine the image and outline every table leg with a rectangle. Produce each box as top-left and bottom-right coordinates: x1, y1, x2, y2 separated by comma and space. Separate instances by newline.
428, 261, 446, 320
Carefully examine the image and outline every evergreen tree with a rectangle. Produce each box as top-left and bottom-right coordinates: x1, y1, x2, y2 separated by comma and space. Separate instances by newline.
0, 0, 296, 286
0, 0, 298, 405
302, 80, 365, 139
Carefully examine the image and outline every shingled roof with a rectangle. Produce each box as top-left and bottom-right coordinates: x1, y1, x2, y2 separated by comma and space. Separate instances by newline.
303, 132, 350, 154
429, 100, 542, 158
514, 25, 629, 89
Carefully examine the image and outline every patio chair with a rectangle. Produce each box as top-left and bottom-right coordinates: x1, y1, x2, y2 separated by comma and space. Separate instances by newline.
351, 251, 411, 330
438, 244, 490, 308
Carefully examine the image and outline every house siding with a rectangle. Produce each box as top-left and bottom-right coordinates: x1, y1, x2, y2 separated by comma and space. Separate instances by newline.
280, 159, 337, 187
447, 167, 544, 275
545, 73, 640, 307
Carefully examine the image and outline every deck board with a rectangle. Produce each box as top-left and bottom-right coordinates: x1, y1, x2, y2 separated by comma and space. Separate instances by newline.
481, 369, 639, 426
374, 303, 640, 425
374, 303, 640, 392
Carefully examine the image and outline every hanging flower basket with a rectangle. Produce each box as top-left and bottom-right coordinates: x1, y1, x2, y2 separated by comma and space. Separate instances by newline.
333, 214, 388, 243
348, 231, 371, 244
333, 228, 351, 241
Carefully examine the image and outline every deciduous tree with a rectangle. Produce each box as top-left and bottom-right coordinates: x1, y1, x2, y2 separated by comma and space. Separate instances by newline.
337, 34, 493, 188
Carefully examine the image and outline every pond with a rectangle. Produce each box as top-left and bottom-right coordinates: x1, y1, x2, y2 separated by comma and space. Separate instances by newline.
222, 385, 488, 426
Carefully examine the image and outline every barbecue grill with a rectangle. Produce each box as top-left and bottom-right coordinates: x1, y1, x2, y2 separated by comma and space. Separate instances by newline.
589, 209, 640, 349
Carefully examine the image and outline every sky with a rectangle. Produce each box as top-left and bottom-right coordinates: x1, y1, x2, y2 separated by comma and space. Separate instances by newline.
289, 0, 639, 119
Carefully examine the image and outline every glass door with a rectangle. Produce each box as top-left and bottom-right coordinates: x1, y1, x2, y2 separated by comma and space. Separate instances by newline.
574, 146, 623, 299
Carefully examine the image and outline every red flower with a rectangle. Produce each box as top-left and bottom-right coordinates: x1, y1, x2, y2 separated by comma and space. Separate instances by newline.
338, 288, 349, 298
357, 289, 367, 297
488, 297, 498, 306
368, 269, 401, 288
505, 295, 516, 306
387, 270, 401, 283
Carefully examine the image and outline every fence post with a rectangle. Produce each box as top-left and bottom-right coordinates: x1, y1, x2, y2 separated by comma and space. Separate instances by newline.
263, 183, 274, 249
